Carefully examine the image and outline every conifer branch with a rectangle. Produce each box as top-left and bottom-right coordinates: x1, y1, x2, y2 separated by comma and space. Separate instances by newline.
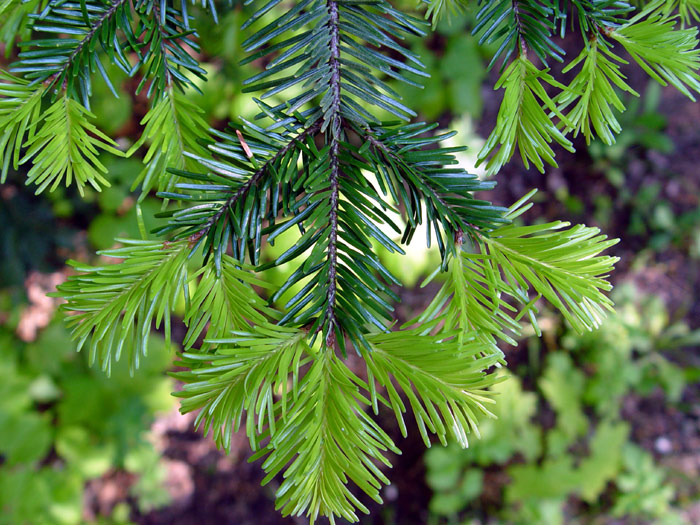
55, 240, 190, 373
152, 0, 173, 87
10, 0, 685, 521
0, 71, 43, 181
133, 0, 206, 98
46, 0, 128, 90
21, 94, 124, 195
325, 138, 340, 347
127, 88, 211, 197
195, 120, 323, 242
12, 0, 133, 102
362, 128, 500, 247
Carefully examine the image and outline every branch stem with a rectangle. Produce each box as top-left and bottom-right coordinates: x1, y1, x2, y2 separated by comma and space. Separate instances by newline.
324, 0, 342, 348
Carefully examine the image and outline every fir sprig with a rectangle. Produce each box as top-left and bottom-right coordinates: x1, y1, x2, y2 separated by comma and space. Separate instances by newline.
424, 0, 465, 28
0, 0, 41, 53
612, 5, 700, 99
0, 71, 43, 181
480, 209, 620, 333
364, 324, 501, 447
55, 240, 190, 373
256, 350, 399, 523
12, 0, 133, 104
22, 94, 123, 195
175, 323, 311, 452
474, 0, 564, 69
8, 0, 691, 522
662, 0, 700, 25
133, 0, 207, 98
127, 88, 211, 197
556, 40, 638, 145
361, 123, 508, 257
477, 56, 574, 175
182, 253, 279, 349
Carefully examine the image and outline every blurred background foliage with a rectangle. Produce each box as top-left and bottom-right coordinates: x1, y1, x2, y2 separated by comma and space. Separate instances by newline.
1, 1, 700, 523
426, 284, 700, 524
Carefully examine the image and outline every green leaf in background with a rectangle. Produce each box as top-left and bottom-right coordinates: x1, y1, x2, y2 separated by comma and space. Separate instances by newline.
506, 455, 579, 502
441, 35, 486, 118
0, 335, 33, 414
87, 198, 162, 250
577, 421, 629, 502
613, 444, 681, 522
0, 318, 174, 524
539, 353, 588, 445
0, 411, 52, 465
429, 468, 483, 516
0, 466, 83, 525
89, 62, 131, 136
464, 370, 541, 464
125, 443, 172, 512
55, 426, 115, 479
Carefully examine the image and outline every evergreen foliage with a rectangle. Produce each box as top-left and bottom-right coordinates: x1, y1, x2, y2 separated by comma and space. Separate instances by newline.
1, 0, 699, 521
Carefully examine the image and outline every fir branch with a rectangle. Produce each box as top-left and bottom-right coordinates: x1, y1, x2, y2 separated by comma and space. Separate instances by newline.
364, 325, 500, 448
569, 0, 633, 35
611, 6, 700, 99
325, 138, 340, 347
23, 1, 642, 523
412, 190, 619, 356
55, 240, 190, 373
48, 0, 128, 85
410, 249, 524, 352
361, 125, 507, 256
191, 120, 322, 241
324, 0, 342, 348
256, 350, 399, 523
661, 0, 700, 26
12, 0, 132, 103
473, 0, 563, 69
241, 0, 427, 126
424, 0, 466, 29
126, 87, 211, 198
0, 0, 41, 54
556, 38, 638, 145
21, 94, 123, 195
154, 119, 323, 268
477, 191, 620, 333
0, 71, 43, 182
477, 56, 574, 175
175, 324, 311, 453
182, 254, 279, 349
133, 0, 206, 98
